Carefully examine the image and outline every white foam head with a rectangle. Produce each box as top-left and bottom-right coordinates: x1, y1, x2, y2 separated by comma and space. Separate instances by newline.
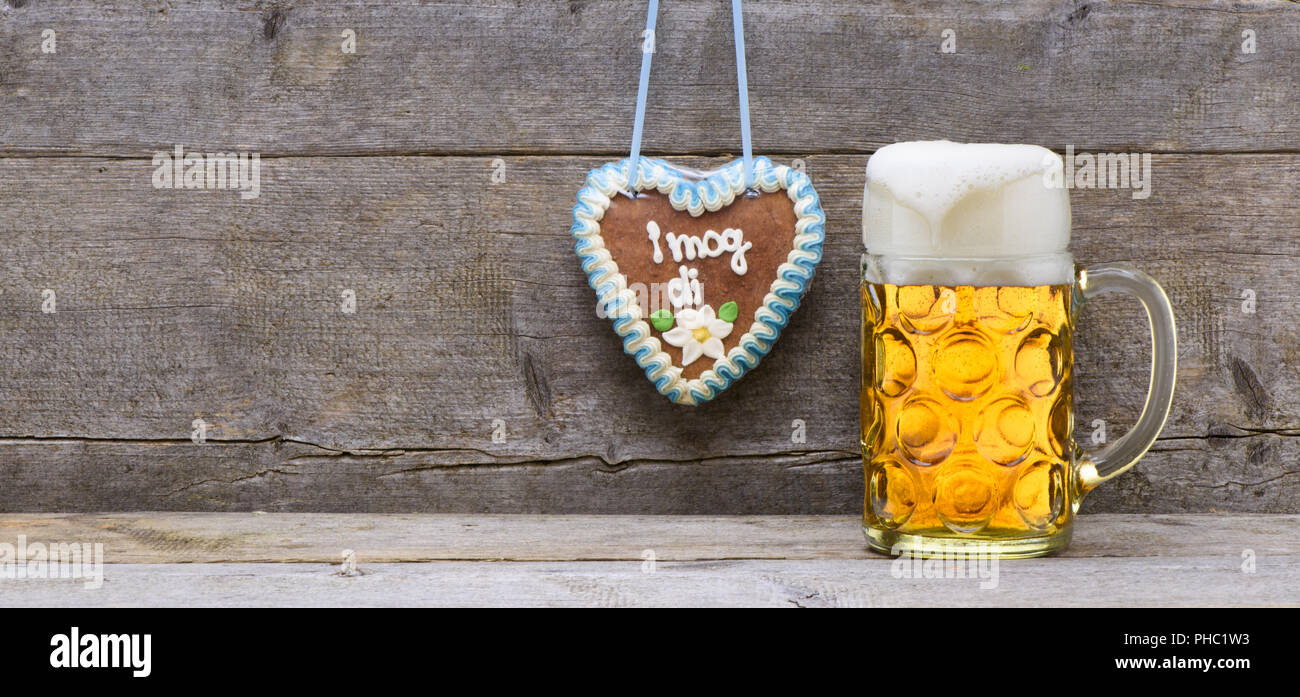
863, 141, 1072, 285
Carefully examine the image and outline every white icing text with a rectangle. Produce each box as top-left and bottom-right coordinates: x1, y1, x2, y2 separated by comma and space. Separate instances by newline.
666, 265, 703, 309
646, 221, 752, 275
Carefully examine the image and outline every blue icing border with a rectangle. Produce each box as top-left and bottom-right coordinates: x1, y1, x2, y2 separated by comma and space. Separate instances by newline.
570, 156, 826, 406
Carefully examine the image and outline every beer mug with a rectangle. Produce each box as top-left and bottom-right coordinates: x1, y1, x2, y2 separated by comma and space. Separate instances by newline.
860, 141, 1177, 558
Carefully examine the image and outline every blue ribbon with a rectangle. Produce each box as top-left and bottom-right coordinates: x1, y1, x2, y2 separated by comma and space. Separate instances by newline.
627, 0, 659, 195
730, 0, 753, 191
627, 0, 754, 197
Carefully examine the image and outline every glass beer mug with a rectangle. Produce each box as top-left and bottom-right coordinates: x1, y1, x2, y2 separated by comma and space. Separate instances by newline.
860, 141, 1177, 558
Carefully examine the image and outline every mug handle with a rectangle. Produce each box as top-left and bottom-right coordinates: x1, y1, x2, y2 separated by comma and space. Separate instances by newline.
1075, 264, 1178, 491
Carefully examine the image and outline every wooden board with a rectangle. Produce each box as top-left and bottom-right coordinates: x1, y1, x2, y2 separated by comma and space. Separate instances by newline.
0, 514, 1294, 606
0, 1, 1298, 513
8, 558, 1296, 607
1, 154, 1297, 512
0, 1, 1296, 156
2, 512, 1296, 562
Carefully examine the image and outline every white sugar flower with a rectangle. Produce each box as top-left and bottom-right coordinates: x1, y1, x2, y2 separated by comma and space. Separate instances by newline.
661, 304, 733, 367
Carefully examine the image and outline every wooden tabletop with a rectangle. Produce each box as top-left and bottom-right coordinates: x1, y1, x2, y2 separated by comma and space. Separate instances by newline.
2, 513, 1295, 607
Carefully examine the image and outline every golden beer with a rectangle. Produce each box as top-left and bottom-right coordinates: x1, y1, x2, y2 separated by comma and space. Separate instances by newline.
862, 281, 1076, 553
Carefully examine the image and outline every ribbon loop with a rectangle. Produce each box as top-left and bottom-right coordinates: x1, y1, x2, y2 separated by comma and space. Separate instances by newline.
627, 0, 754, 198
731, 0, 753, 191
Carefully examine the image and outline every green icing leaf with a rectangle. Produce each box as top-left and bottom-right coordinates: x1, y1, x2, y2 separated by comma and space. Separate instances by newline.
650, 308, 674, 331
717, 301, 739, 323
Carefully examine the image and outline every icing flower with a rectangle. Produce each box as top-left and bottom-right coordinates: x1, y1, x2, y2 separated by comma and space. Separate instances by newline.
662, 304, 733, 366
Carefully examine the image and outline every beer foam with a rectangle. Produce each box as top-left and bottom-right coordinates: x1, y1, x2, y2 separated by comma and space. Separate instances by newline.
863, 141, 1070, 262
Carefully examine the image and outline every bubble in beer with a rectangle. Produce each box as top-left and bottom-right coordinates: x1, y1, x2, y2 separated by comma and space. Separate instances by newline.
874, 329, 916, 397
1047, 390, 1073, 460
1014, 460, 1066, 530
898, 397, 957, 465
869, 458, 918, 529
897, 285, 956, 335
934, 330, 999, 401
978, 286, 1035, 334
861, 391, 884, 454
974, 397, 1035, 466
933, 463, 997, 534
1016, 327, 1065, 397
863, 282, 884, 324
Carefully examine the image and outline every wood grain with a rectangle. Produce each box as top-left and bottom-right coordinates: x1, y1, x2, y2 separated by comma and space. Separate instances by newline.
0, 154, 1297, 512
0, 1, 1296, 156
1, 1, 1298, 513
7, 558, 1295, 607
0, 514, 1293, 607
1, 513, 1294, 562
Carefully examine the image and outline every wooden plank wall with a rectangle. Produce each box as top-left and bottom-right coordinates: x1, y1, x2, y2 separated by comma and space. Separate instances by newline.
1, 1, 1297, 513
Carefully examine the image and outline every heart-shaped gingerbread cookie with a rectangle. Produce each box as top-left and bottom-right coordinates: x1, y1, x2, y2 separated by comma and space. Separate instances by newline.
571, 156, 825, 405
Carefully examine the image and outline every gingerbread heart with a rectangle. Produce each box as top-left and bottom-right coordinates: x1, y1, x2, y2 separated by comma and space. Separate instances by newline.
571, 156, 826, 405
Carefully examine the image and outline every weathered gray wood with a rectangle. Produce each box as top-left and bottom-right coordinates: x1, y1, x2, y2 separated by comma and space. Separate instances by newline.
1, 441, 863, 513
0, 1, 1297, 156
6, 557, 1297, 607
2, 1, 1299, 514
2, 514, 1293, 606
0, 513, 1295, 562
1, 154, 1297, 512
